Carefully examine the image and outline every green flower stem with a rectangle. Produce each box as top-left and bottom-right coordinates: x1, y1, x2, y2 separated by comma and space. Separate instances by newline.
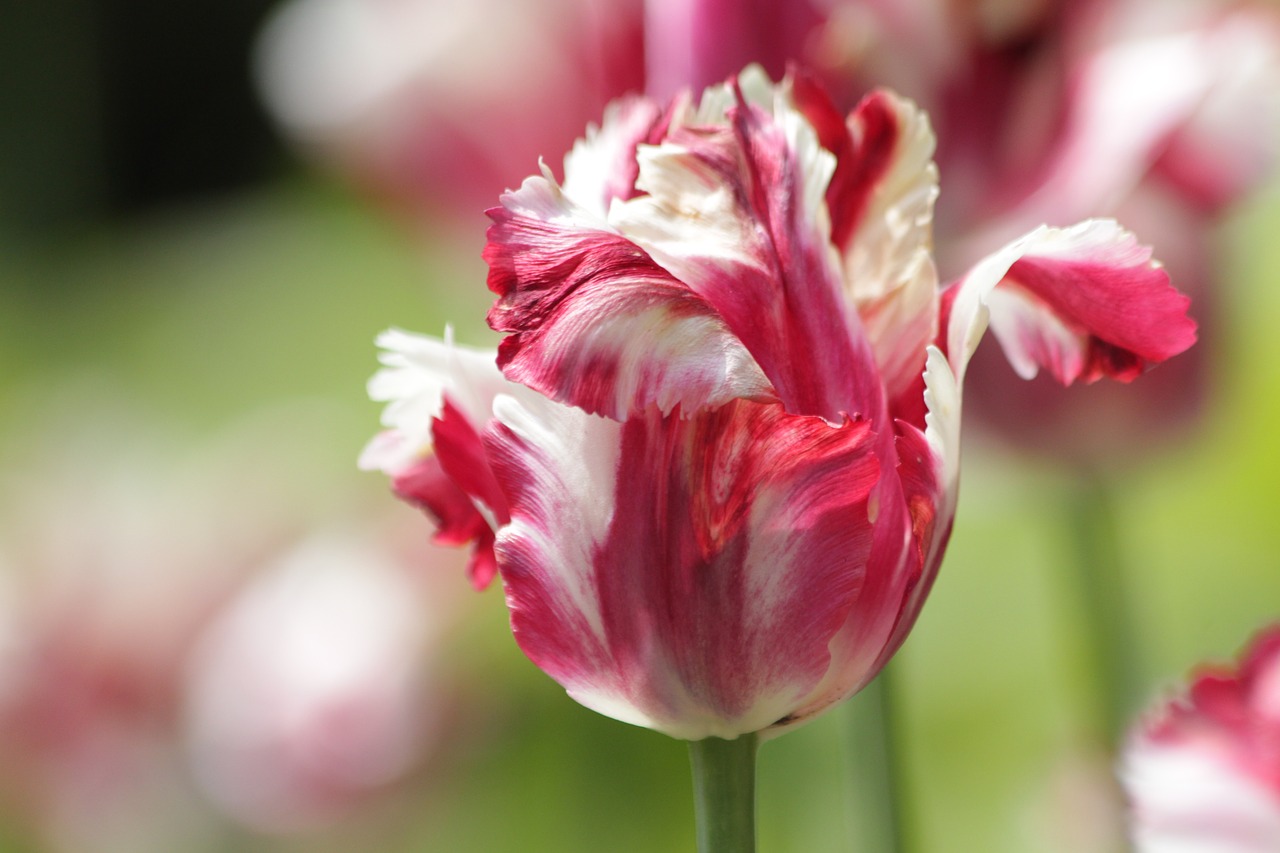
688, 733, 759, 853
1063, 472, 1142, 744
846, 665, 909, 853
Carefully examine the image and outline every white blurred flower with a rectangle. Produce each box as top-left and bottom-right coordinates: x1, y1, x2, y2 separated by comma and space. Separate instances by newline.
183, 532, 441, 832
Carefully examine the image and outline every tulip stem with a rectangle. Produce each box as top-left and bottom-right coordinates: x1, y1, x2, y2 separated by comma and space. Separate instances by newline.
689, 733, 758, 853
846, 666, 910, 852
1064, 472, 1142, 744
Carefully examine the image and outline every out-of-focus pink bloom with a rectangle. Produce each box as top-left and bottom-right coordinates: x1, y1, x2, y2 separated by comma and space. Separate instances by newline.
0, 420, 262, 853
254, 0, 645, 214
362, 68, 1195, 740
0, 403, 462, 849
183, 532, 446, 832
1122, 626, 1280, 851
834, 1, 1278, 227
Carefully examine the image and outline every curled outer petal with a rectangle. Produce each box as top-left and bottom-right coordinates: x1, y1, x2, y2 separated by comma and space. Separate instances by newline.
359, 330, 519, 588
943, 219, 1196, 389
916, 218, 1196, 516
485, 170, 774, 420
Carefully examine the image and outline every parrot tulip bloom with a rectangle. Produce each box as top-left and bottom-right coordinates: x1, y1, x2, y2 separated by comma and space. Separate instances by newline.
362, 67, 1195, 741
1122, 626, 1280, 851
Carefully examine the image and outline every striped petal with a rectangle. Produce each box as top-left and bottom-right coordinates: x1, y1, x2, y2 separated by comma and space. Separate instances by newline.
485, 170, 774, 420
359, 329, 521, 588
561, 94, 669, 218
943, 219, 1196, 388
878, 348, 957, 653
828, 90, 941, 405
798, 345, 957, 728
613, 70, 884, 424
384, 451, 499, 590
358, 327, 514, 475
486, 395, 881, 740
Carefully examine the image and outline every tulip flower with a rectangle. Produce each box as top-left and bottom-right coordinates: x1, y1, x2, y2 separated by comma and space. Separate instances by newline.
1122, 625, 1280, 851
363, 66, 1195, 745
362, 64, 1197, 852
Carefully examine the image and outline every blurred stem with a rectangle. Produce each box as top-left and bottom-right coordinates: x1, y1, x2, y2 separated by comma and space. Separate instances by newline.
846, 665, 909, 852
1063, 472, 1141, 745
689, 733, 758, 853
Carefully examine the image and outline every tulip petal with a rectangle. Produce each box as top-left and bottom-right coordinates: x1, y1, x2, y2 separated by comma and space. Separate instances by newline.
882, 349, 956, 643
830, 90, 941, 404
360, 329, 521, 588
485, 172, 774, 420
561, 94, 669, 218
613, 74, 884, 423
487, 395, 881, 740
825, 348, 955, 705
359, 328, 514, 475
384, 453, 499, 590
791, 349, 960, 722
944, 219, 1196, 387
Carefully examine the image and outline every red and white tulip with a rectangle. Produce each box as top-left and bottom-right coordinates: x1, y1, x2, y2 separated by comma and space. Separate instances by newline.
363, 67, 1195, 740
1123, 626, 1280, 852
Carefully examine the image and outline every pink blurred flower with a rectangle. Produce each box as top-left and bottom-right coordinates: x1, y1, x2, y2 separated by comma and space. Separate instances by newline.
362, 67, 1195, 740
254, 0, 645, 214
1123, 625, 1280, 851
183, 531, 450, 832
0, 402, 463, 849
0, 417, 264, 852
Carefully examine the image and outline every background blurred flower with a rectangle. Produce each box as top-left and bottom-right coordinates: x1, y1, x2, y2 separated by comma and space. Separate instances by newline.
1122, 625, 1280, 852
0, 407, 268, 853
183, 530, 451, 833
253, 0, 645, 216
0, 397, 468, 851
